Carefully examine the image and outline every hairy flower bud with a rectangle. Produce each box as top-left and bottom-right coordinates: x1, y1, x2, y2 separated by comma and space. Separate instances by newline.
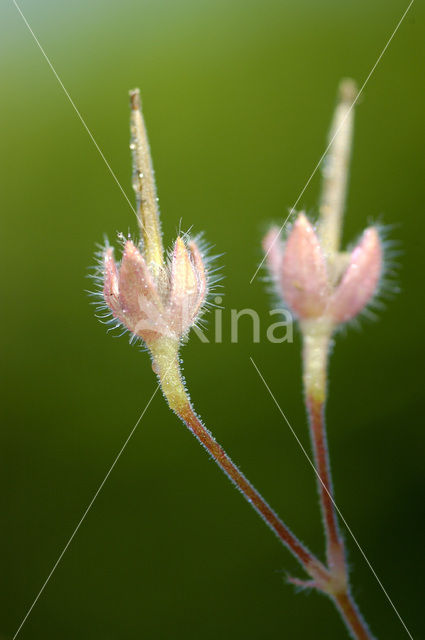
94, 89, 212, 351
329, 227, 382, 323
263, 213, 383, 326
102, 236, 208, 345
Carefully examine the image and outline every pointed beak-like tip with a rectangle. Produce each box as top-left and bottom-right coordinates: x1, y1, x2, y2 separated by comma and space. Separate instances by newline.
338, 77, 357, 104
129, 88, 141, 110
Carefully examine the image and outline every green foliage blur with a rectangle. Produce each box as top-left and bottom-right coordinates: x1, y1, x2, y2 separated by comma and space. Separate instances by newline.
1, 1, 424, 638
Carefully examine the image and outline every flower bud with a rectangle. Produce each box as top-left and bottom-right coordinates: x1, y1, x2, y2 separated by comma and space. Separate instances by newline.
263, 213, 383, 326
102, 236, 208, 344
328, 227, 382, 324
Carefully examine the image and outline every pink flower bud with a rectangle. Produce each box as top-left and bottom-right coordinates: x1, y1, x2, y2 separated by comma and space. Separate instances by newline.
264, 214, 330, 319
328, 227, 382, 323
168, 237, 208, 337
102, 237, 208, 344
263, 214, 383, 326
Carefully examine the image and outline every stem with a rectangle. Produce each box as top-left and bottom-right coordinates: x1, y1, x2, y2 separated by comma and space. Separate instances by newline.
150, 336, 329, 586
301, 320, 346, 577
306, 391, 347, 576
334, 590, 376, 640
180, 405, 320, 566
152, 336, 374, 638
301, 322, 374, 639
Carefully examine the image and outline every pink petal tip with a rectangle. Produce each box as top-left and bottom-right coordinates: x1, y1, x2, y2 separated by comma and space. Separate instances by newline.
329, 227, 382, 323
280, 214, 330, 319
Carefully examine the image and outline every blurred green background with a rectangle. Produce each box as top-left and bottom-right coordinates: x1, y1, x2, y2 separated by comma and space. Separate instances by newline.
1, 0, 424, 638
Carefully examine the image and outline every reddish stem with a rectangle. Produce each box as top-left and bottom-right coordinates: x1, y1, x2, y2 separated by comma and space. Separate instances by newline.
179, 399, 374, 639
153, 338, 373, 638
306, 394, 346, 573
334, 590, 375, 640
177, 402, 329, 584
301, 329, 375, 639
305, 397, 375, 639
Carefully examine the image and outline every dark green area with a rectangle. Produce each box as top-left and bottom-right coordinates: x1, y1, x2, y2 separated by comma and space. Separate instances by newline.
1, 0, 424, 638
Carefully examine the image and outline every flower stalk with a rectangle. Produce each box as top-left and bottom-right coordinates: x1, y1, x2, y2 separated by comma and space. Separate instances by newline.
299, 81, 377, 639
99, 89, 336, 603
301, 320, 346, 576
301, 80, 357, 582
263, 79, 384, 639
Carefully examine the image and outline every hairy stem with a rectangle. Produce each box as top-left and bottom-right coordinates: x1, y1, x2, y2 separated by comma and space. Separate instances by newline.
334, 590, 375, 640
302, 320, 346, 575
152, 336, 374, 638
149, 336, 329, 585
306, 393, 348, 576
301, 322, 374, 639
